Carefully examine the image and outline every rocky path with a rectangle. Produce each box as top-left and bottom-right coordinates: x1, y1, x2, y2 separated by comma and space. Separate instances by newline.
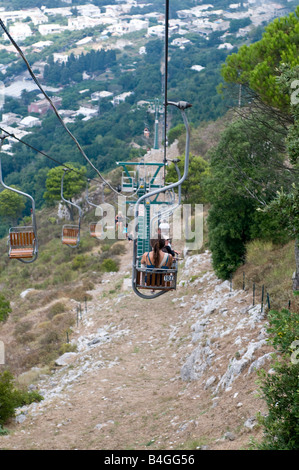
0, 244, 271, 450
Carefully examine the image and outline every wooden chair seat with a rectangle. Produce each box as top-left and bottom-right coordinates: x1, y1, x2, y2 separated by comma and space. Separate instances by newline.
62, 226, 79, 245
89, 223, 101, 238
9, 230, 36, 259
9, 247, 35, 258
136, 267, 176, 291
62, 237, 78, 245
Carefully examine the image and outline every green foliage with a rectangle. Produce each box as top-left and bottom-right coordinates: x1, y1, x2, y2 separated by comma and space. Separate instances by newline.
276, 64, 299, 166
167, 123, 186, 146
266, 308, 299, 355
261, 185, 299, 239
221, 6, 299, 110
0, 188, 26, 223
100, 258, 119, 273
44, 164, 86, 203
252, 308, 299, 450
207, 196, 256, 279
205, 115, 292, 279
256, 361, 299, 450
0, 370, 43, 426
44, 49, 117, 86
0, 294, 12, 323
166, 154, 210, 204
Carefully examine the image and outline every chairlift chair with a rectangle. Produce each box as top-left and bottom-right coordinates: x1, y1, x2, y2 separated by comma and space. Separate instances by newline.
132, 101, 191, 300
86, 180, 102, 239
0, 151, 38, 263
61, 169, 82, 248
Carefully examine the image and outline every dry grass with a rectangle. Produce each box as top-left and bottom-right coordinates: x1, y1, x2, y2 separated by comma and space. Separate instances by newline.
233, 239, 298, 313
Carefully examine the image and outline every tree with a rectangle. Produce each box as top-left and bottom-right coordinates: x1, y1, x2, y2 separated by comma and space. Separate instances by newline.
205, 116, 293, 279
0, 188, 26, 225
0, 294, 11, 323
219, 9, 299, 288
221, 7, 299, 111
166, 154, 210, 205
44, 164, 86, 220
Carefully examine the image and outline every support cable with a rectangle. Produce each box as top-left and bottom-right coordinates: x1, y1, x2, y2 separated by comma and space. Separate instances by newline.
0, 19, 120, 195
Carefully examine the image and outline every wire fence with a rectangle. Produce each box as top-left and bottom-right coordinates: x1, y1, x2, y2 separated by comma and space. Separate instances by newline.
66, 296, 88, 343
229, 271, 297, 314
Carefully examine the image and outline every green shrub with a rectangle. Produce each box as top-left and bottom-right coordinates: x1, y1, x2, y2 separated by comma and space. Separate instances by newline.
71, 254, 87, 270
0, 370, 43, 425
0, 294, 11, 323
253, 308, 299, 450
100, 258, 119, 272
256, 361, 299, 450
266, 308, 299, 355
47, 302, 66, 319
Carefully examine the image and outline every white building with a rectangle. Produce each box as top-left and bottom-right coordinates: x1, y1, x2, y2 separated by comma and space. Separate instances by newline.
218, 42, 234, 50
68, 16, 103, 31
8, 23, 32, 41
53, 53, 68, 64
91, 91, 113, 100
147, 24, 164, 38
74, 105, 99, 120
38, 24, 66, 35
171, 37, 191, 47
76, 4, 101, 17
19, 116, 41, 128
113, 91, 133, 105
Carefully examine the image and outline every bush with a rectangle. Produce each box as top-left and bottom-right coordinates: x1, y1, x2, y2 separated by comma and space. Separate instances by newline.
253, 308, 299, 450
0, 370, 43, 425
0, 295, 11, 323
256, 361, 299, 450
47, 302, 66, 319
100, 258, 119, 272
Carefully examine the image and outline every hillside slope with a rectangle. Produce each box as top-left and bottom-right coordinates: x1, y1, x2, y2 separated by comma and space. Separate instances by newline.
0, 241, 273, 450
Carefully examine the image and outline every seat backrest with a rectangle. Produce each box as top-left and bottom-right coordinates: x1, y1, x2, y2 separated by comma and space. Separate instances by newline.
10, 231, 35, 248
63, 227, 79, 238
136, 267, 176, 290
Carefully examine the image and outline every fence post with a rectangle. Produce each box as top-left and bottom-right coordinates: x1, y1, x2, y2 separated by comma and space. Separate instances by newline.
261, 285, 264, 313
84, 295, 87, 314
243, 272, 245, 290
267, 292, 270, 310
253, 283, 255, 306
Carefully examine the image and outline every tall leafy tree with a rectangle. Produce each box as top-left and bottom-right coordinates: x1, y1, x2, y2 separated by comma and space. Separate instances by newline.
218, 8, 299, 287
0, 188, 26, 225
44, 164, 86, 220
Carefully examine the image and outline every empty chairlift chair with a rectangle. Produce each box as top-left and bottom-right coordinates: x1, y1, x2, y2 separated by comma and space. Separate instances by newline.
86, 180, 102, 239
0, 153, 38, 263
61, 169, 82, 248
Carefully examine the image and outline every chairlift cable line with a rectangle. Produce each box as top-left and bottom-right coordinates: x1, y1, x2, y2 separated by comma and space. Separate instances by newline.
163, 0, 170, 184
0, 19, 120, 195
0, 127, 99, 184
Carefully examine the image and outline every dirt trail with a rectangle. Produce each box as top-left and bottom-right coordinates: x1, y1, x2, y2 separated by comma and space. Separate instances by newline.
0, 239, 270, 451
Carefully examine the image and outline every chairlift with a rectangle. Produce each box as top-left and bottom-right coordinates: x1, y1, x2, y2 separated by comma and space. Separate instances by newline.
86, 179, 102, 239
61, 169, 82, 248
0, 150, 38, 263
132, 101, 192, 299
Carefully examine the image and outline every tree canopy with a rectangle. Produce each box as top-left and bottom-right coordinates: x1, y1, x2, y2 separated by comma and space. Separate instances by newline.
221, 6, 299, 110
